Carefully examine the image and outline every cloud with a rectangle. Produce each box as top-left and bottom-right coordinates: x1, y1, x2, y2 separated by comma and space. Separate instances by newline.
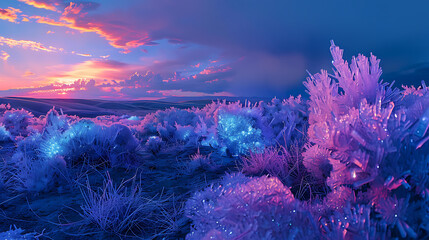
0, 51, 10, 61
17, 0, 60, 11
24, 1, 148, 51
0, 35, 92, 58
45, 59, 142, 84
0, 35, 62, 52
0, 7, 21, 23
17, 0, 312, 97
0, 56, 236, 98
54, 0, 429, 96
23, 71, 35, 77
74, 53, 92, 57
30, 15, 67, 27
0, 75, 234, 99
59, 2, 151, 51
63, 2, 84, 15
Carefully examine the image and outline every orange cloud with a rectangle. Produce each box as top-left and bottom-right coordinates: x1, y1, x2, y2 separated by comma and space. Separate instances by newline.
30, 15, 66, 27
75, 53, 92, 57
0, 7, 21, 23
23, 2, 151, 52
29, 14, 147, 51
46, 60, 140, 84
23, 71, 35, 77
60, 15, 151, 50
0, 51, 10, 61
0, 35, 63, 52
17, 0, 59, 11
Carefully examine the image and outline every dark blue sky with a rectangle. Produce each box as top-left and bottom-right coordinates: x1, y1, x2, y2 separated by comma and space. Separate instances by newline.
0, 0, 428, 99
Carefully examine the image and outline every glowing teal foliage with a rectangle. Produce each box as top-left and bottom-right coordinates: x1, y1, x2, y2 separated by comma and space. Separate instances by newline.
217, 112, 264, 155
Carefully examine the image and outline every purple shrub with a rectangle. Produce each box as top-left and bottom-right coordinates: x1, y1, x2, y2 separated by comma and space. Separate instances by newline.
375, 196, 417, 238
259, 96, 308, 146
241, 146, 290, 181
181, 148, 219, 174
302, 144, 331, 181
1, 108, 34, 138
80, 172, 165, 236
5, 151, 67, 193
320, 203, 376, 240
323, 186, 355, 210
137, 107, 201, 142
186, 173, 319, 239
0, 225, 35, 239
145, 135, 164, 154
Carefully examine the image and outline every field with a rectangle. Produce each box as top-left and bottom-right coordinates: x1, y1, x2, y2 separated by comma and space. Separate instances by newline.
0, 43, 428, 239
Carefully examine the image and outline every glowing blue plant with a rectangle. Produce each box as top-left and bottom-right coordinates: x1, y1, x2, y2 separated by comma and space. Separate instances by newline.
0, 125, 11, 142
216, 112, 264, 155
39, 120, 141, 167
0, 226, 35, 240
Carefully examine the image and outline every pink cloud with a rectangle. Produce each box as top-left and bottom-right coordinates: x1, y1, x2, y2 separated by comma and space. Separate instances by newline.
44, 59, 144, 84
0, 51, 10, 61
23, 71, 35, 77
25, 2, 152, 52
0, 7, 21, 23
63, 2, 84, 15
17, 0, 60, 12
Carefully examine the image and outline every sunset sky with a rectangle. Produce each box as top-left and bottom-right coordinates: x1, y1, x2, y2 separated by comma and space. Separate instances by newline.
0, 0, 428, 99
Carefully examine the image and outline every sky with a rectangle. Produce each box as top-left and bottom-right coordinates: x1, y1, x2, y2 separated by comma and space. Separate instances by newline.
0, 0, 428, 99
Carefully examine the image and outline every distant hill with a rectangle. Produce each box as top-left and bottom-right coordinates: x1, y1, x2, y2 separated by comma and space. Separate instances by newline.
0, 96, 268, 118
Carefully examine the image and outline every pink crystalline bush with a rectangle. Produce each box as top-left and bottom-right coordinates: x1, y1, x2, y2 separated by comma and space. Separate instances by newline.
303, 40, 401, 189
185, 173, 318, 240
301, 41, 429, 238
